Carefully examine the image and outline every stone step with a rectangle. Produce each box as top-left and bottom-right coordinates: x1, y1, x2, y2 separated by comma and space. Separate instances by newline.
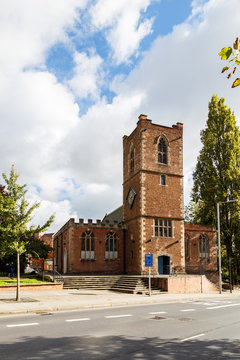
62, 275, 164, 293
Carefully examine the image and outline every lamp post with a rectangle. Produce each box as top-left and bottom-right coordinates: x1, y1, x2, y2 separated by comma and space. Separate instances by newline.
216, 199, 237, 294
217, 202, 222, 294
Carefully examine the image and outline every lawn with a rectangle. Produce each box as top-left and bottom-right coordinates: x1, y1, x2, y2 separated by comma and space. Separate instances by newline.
0, 278, 49, 285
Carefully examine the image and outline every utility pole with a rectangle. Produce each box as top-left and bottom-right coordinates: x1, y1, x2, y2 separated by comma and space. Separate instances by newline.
217, 202, 222, 294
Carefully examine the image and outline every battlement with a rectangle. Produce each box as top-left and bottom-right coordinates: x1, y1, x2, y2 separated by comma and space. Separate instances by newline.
76, 218, 121, 229
54, 218, 122, 238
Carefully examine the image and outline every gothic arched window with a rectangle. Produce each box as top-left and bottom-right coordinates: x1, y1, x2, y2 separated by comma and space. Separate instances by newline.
81, 231, 94, 260
158, 137, 167, 164
105, 232, 118, 260
130, 146, 135, 172
199, 234, 209, 259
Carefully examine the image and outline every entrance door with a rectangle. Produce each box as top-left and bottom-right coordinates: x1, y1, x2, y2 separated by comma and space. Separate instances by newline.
158, 256, 170, 275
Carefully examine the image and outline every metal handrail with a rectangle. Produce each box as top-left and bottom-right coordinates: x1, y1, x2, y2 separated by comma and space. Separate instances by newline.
54, 270, 64, 283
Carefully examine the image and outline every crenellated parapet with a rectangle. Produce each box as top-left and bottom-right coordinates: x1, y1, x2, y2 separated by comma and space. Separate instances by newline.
77, 218, 121, 229
54, 217, 122, 239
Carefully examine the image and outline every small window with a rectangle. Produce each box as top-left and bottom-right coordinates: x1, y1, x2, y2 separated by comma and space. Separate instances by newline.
81, 231, 94, 260
160, 174, 166, 185
158, 137, 167, 164
199, 234, 209, 259
105, 232, 118, 260
185, 234, 190, 259
130, 147, 134, 172
154, 219, 172, 237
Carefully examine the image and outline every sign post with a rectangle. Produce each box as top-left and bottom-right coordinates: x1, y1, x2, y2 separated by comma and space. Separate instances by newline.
145, 254, 153, 296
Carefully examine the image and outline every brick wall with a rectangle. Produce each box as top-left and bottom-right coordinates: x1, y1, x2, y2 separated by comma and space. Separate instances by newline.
54, 219, 124, 274
184, 223, 217, 274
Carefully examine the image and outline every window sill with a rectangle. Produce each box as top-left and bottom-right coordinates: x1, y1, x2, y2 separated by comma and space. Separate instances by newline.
153, 236, 174, 239
80, 259, 96, 261
105, 259, 118, 261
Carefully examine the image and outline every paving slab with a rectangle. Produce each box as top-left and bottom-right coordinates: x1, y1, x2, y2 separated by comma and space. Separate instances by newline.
0, 288, 239, 317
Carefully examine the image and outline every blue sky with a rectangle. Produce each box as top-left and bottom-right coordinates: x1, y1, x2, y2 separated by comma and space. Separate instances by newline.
45, 0, 201, 115
0, 0, 239, 231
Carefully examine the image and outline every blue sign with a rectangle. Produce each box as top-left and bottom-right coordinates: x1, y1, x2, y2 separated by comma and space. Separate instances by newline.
145, 254, 153, 267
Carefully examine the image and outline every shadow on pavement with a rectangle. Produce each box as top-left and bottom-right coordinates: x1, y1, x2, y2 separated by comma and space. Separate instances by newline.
0, 335, 239, 359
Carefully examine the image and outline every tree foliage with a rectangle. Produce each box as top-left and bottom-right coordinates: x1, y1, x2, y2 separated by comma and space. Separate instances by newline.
0, 166, 54, 299
218, 37, 240, 88
184, 201, 201, 224
0, 166, 54, 257
191, 95, 240, 279
26, 237, 53, 260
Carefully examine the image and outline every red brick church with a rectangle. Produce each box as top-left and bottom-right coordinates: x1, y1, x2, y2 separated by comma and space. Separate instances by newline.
54, 115, 217, 276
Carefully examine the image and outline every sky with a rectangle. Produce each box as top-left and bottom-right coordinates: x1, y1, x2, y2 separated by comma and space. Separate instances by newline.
1, 0, 240, 232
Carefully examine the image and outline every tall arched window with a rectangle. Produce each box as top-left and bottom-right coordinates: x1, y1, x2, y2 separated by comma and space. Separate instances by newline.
199, 234, 209, 259
105, 232, 118, 260
130, 146, 134, 172
81, 231, 94, 260
158, 137, 167, 164
185, 234, 190, 259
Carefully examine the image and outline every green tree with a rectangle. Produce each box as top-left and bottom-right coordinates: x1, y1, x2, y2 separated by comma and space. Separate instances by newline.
218, 37, 240, 88
191, 95, 240, 282
184, 200, 201, 223
0, 166, 54, 300
25, 237, 52, 261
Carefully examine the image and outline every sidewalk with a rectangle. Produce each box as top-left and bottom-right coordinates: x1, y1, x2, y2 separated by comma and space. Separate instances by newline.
0, 288, 239, 316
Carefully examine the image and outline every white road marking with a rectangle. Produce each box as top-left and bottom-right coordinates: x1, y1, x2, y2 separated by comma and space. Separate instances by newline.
105, 314, 133, 319
208, 300, 232, 303
190, 302, 220, 306
149, 311, 167, 315
180, 333, 205, 342
191, 301, 232, 305
7, 323, 39, 328
66, 318, 90, 322
207, 303, 240, 310
180, 309, 196, 312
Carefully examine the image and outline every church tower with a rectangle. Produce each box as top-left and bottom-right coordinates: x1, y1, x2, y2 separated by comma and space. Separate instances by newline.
123, 114, 185, 275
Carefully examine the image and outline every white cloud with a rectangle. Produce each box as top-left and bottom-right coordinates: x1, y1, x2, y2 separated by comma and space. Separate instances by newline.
0, 0, 88, 72
0, 69, 79, 180
90, 0, 153, 63
68, 51, 103, 99
61, 92, 145, 184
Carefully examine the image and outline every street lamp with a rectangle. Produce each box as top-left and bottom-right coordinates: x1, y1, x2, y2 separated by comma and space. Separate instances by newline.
216, 199, 237, 294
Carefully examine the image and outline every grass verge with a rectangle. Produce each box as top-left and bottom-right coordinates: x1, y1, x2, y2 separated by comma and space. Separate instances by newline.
0, 278, 49, 285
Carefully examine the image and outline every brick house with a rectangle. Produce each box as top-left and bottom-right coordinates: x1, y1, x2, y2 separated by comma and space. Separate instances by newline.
54, 115, 217, 276
30, 233, 54, 272
54, 219, 124, 274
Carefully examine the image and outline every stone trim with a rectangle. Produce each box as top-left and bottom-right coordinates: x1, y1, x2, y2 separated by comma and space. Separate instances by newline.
123, 169, 183, 185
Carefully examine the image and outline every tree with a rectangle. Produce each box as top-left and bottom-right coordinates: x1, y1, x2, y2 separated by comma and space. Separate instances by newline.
184, 201, 201, 223
191, 95, 240, 282
218, 37, 240, 88
26, 236, 52, 261
0, 166, 54, 301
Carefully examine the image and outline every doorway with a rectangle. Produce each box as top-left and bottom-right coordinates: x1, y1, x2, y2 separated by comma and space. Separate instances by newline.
158, 255, 170, 275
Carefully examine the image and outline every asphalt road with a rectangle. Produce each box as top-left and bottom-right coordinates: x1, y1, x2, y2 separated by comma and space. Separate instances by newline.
0, 298, 240, 359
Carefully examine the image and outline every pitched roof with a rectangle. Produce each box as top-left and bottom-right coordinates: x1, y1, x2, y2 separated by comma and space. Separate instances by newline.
102, 206, 123, 224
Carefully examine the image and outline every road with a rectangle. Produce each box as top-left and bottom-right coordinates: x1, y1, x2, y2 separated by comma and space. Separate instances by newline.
0, 297, 240, 359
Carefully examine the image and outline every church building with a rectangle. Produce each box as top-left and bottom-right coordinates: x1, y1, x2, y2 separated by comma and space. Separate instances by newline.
54, 115, 217, 276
